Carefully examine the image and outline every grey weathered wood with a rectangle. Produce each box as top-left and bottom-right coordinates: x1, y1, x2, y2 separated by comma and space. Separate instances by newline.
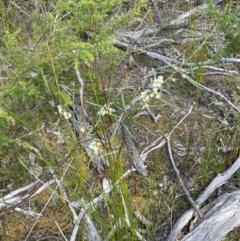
85, 213, 102, 241
166, 137, 202, 219
167, 154, 240, 241
121, 122, 147, 176
182, 191, 240, 241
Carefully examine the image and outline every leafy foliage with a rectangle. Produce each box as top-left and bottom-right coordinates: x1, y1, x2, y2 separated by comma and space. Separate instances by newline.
0, 0, 148, 239
0, 0, 145, 148
207, 3, 240, 57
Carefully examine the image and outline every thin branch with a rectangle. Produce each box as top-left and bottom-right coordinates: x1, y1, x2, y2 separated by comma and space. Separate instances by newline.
10, 0, 30, 16
178, 69, 240, 112
166, 137, 202, 218
25, 157, 74, 241
151, 0, 162, 24
55, 221, 68, 241
141, 104, 194, 159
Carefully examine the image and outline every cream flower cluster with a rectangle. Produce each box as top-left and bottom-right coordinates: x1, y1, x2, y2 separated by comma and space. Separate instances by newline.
80, 126, 86, 133
57, 105, 72, 120
98, 103, 115, 117
140, 75, 164, 108
89, 140, 101, 153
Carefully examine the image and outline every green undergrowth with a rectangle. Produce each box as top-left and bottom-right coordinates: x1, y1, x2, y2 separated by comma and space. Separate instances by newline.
1, 0, 240, 240
0, 0, 160, 240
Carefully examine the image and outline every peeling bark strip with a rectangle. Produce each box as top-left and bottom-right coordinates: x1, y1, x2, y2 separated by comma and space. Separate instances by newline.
121, 122, 147, 176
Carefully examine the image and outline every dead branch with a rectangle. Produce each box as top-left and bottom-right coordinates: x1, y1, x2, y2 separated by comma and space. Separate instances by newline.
166, 137, 202, 218
167, 154, 240, 241
151, 0, 162, 24
121, 122, 147, 176
169, 0, 224, 26
0, 179, 55, 218
182, 191, 240, 241
141, 104, 194, 160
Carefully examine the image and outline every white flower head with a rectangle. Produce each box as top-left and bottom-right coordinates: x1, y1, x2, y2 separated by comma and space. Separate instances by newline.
80, 126, 86, 133
149, 92, 154, 98
63, 111, 71, 120
153, 75, 164, 88
89, 140, 101, 153
140, 91, 147, 98
153, 87, 158, 94
57, 105, 63, 114
58, 105, 71, 120
98, 103, 115, 117
143, 95, 150, 102
98, 107, 105, 116
182, 73, 187, 79
154, 93, 161, 99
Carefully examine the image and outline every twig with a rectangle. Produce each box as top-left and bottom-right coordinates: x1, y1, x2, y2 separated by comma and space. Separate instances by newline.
55, 221, 68, 241
25, 156, 74, 241
178, 69, 240, 112
145, 106, 161, 122
24, 181, 61, 240
141, 104, 194, 159
169, 0, 223, 25
14, 207, 42, 217
10, 0, 30, 16
0, 179, 55, 218
75, 69, 84, 107
151, 0, 162, 24
70, 209, 85, 241
166, 137, 202, 218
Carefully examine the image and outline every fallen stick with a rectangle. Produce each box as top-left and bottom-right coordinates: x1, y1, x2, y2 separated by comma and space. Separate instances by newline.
0, 179, 55, 218
167, 137, 202, 218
